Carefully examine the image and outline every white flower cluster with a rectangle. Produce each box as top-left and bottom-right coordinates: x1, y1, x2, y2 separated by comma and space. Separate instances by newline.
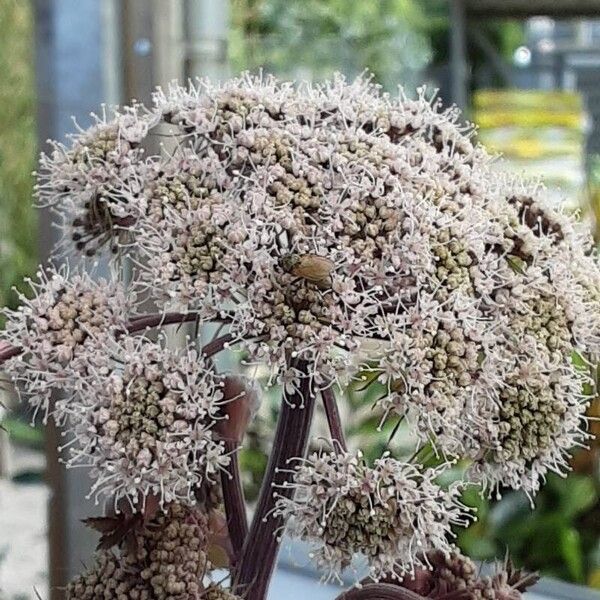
61, 336, 229, 509
36, 105, 157, 255
132, 75, 499, 392
3, 73, 598, 589
1, 266, 131, 419
274, 450, 470, 583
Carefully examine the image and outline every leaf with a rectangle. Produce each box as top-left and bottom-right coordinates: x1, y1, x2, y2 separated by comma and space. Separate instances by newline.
560, 526, 585, 583
82, 516, 123, 534
207, 510, 233, 568
588, 567, 600, 589
459, 535, 497, 559
506, 254, 526, 274
557, 475, 598, 518
82, 514, 143, 551
207, 543, 230, 569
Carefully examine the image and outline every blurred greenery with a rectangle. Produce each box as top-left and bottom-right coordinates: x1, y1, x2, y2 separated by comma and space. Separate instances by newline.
0, 416, 44, 451
588, 155, 600, 244
0, 0, 37, 317
459, 471, 600, 586
230, 0, 432, 90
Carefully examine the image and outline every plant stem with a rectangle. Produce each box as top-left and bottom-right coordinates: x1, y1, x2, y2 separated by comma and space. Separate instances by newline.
321, 386, 347, 451
0, 312, 232, 366
336, 583, 428, 600
221, 439, 248, 564
0, 345, 21, 363
234, 365, 315, 599
126, 311, 203, 333
202, 333, 235, 358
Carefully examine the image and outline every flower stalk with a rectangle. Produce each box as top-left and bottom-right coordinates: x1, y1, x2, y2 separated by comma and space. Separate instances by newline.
221, 439, 249, 564
234, 365, 315, 599
336, 584, 429, 600
321, 386, 347, 451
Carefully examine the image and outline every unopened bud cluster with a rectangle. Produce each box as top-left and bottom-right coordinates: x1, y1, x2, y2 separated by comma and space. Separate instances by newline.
400, 551, 538, 600
66, 504, 209, 600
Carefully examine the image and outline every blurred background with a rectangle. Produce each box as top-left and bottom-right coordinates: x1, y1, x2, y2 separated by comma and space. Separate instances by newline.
1, 1, 600, 599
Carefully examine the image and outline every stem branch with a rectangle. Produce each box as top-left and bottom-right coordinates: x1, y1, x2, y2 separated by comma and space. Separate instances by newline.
125, 311, 203, 333
0, 312, 232, 366
234, 365, 315, 599
221, 439, 248, 564
0, 345, 21, 363
321, 386, 347, 451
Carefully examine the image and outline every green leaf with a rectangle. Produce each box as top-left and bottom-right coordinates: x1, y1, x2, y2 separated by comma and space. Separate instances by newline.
560, 526, 585, 583
556, 475, 598, 518
459, 535, 497, 560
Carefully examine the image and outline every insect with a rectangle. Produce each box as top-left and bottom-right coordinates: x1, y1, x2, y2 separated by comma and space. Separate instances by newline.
279, 253, 334, 288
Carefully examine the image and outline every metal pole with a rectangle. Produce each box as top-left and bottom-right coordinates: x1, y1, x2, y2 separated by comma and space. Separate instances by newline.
33, 1, 122, 596
450, 0, 469, 109
121, 0, 156, 104
184, 0, 230, 80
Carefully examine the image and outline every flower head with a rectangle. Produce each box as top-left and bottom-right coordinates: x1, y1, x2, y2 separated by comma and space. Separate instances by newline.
372, 178, 599, 495
61, 336, 229, 509
1, 266, 131, 419
32, 72, 600, 503
274, 450, 470, 583
66, 503, 209, 600
401, 550, 539, 600
36, 105, 157, 255
134, 74, 497, 395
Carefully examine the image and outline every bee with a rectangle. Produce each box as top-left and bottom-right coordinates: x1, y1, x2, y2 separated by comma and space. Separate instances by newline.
280, 253, 334, 288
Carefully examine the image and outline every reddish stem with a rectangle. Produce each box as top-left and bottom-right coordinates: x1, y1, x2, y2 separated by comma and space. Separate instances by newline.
221, 439, 249, 564
0, 345, 21, 363
0, 312, 224, 366
126, 311, 203, 333
321, 386, 347, 451
234, 365, 315, 599
202, 333, 235, 358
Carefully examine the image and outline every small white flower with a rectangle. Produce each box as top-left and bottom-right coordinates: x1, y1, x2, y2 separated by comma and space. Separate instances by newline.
1, 266, 132, 420
60, 335, 229, 510
274, 450, 471, 584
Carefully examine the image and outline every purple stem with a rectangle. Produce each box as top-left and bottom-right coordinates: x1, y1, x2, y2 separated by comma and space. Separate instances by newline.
321, 386, 347, 451
126, 311, 203, 332
0, 312, 223, 366
202, 333, 235, 358
221, 439, 249, 564
234, 365, 315, 599
0, 345, 22, 363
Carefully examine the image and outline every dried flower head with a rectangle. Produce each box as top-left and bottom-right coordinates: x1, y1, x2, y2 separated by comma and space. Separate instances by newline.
1, 266, 131, 419
61, 336, 230, 509
274, 450, 470, 583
